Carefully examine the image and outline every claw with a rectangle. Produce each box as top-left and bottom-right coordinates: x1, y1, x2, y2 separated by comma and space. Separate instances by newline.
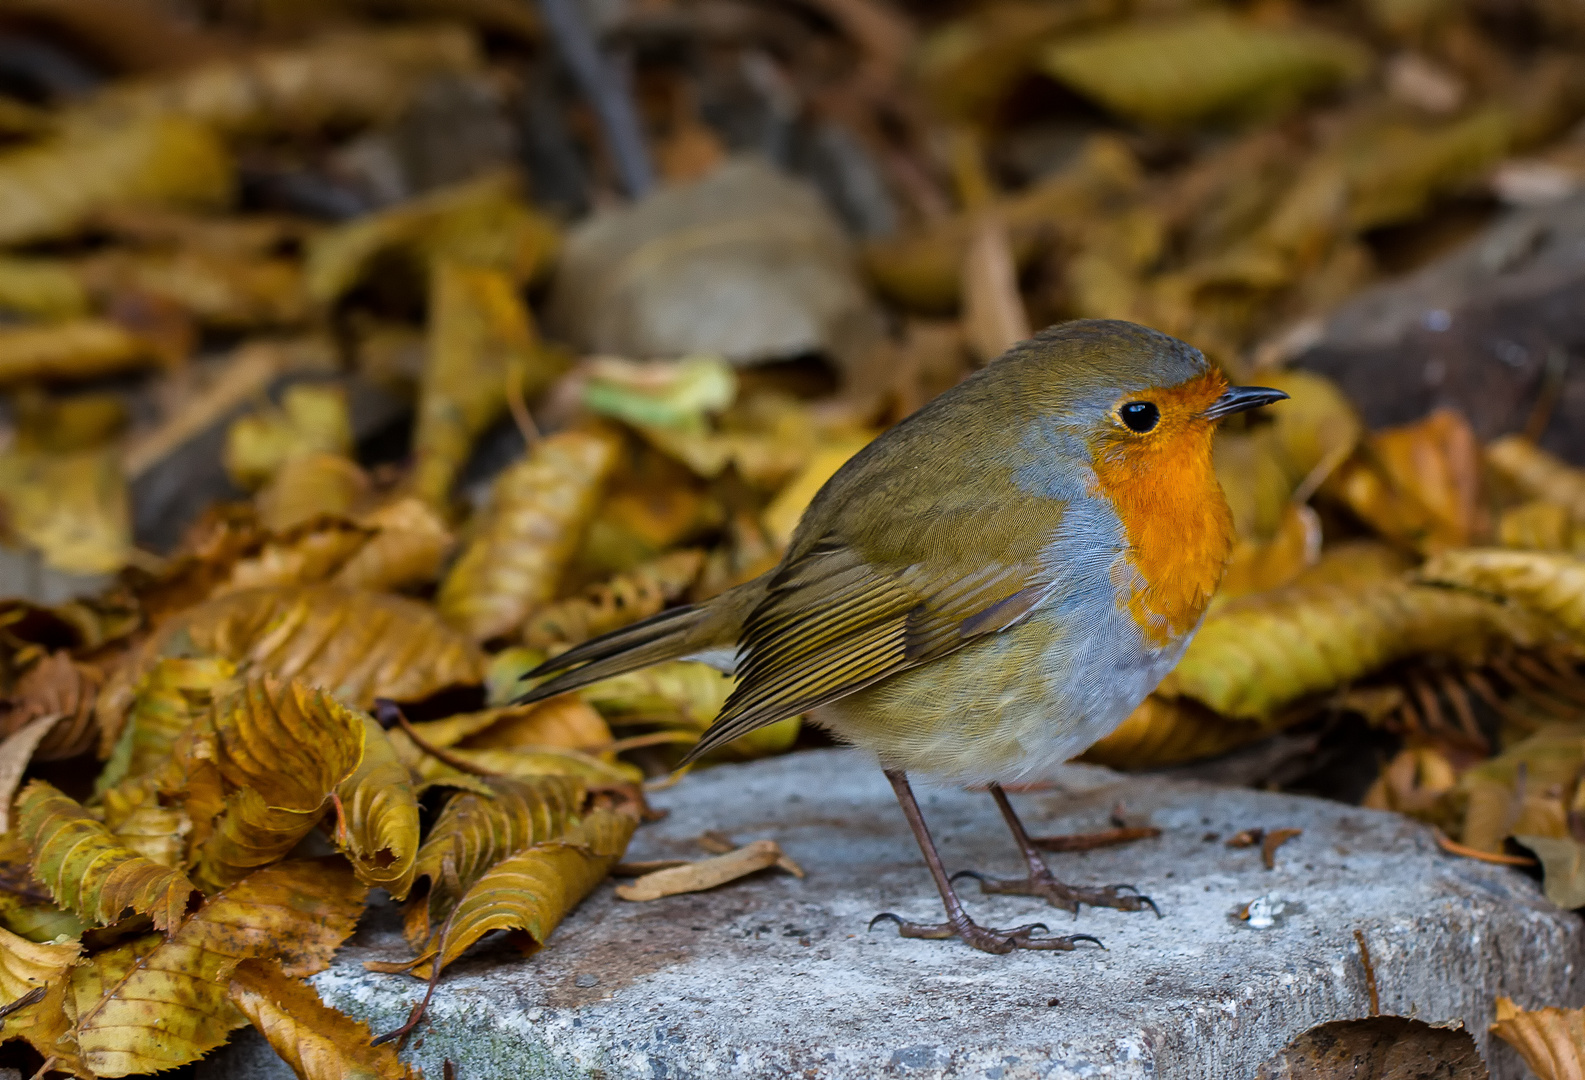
948, 869, 987, 886
1070, 934, 1105, 950
868, 912, 904, 932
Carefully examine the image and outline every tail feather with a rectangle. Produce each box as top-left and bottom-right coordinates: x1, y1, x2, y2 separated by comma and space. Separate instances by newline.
514, 581, 762, 703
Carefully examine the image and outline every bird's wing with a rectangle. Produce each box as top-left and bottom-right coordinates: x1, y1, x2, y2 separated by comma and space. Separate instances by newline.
684, 539, 1052, 759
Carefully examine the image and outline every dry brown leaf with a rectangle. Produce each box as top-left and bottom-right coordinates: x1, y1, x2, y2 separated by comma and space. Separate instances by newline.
615, 839, 794, 901
408, 744, 644, 788
0, 319, 155, 386
104, 793, 192, 870
78, 248, 308, 330
1326, 409, 1483, 553
0, 115, 231, 247
522, 549, 705, 649
407, 774, 586, 944
2, 651, 102, 762
1499, 501, 1580, 554
438, 431, 620, 641
183, 677, 367, 891
0, 255, 91, 321
395, 806, 635, 979
16, 779, 200, 932
64, 857, 366, 1078
1420, 549, 1585, 639
455, 697, 612, 752
331, 496, 454, 592
229, 958, 414, 1080
961, 214, 1030, 363
336, 715, 420, 899
254, 453, 373, 535
1492, 997, 1585, 1080
0, 717, 70, 835
411, 261, 565, 509
121, 584, 486, 711
212, 519, 375, 598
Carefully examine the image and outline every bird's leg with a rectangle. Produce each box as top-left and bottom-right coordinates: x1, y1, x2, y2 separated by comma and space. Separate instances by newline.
868, 769, 1102, 954
952, 783, 1160, 918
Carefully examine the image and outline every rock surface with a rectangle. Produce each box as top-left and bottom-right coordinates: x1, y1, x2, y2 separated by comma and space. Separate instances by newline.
202, 749, 1582, 1080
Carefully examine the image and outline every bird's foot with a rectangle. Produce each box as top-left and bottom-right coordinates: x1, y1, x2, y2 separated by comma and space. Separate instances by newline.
950, 869, 1161, 918
867, 911, 1102, 954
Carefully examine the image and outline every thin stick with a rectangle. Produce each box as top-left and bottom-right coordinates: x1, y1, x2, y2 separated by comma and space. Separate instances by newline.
380, 702, 503, 778
1031, 827, 1161, 853
1433, 830, 1537, 866
0, 985, 45, 1021
536, 0, 654, 198
1353, 929, 1380, 1016
505, 367, 541, 447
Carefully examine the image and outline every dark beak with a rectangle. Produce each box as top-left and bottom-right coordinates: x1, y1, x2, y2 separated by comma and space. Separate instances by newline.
1203, 385, 1289, 421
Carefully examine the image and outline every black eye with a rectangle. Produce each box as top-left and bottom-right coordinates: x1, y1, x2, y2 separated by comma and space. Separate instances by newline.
1120, 401, 1160, 433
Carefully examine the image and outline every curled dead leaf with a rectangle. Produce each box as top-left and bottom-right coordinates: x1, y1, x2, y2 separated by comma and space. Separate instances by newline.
1419, 549, 1585, 639
615, 839, 798, 901
337, 715, 421, 899
438, 431, 620, 641
229, 958, 414, 1080
1491, 997, 1585, 1080
16, 779, 200, 932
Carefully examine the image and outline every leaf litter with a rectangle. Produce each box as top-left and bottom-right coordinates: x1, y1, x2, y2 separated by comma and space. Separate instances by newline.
0, 0, 1575, 1073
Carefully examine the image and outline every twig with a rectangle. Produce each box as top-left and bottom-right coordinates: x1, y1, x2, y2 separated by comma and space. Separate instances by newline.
1353, 929, 1380, 1016
377, 700, 502, 778
0, 985, 45, 1023
505, 366, 541, 447
1031, 827, 1161, 853
1432, 830, 1538, 866
536, 0, 654, 198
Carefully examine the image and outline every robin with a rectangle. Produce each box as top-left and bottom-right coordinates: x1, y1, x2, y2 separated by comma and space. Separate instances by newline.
519, 320, 1287, 953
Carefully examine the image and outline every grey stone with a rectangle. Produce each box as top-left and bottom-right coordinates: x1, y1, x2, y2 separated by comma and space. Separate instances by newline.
1295, 192, 1585, 463
200, 749, 1582, 1080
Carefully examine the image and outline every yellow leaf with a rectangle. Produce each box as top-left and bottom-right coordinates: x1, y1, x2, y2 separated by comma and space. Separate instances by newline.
438, 431, 620, 641
455, 698, 612, 753
97, 656, 237, 786
580, 661, 735, 730
16, 780, 200, 932
185, 678, 367, 891
615, 839, 794, 902
337, 716, 420, 899
0, 923, 80, 1059
1168, 579, 1554, 721
0, 255, 90, 321
522, 549, 705, 649
331, 497, 454, 593
0, 447, 132, 575
4, 651, 103, 764
1488, 435, 1585, 522
66, 858, 366, 1078
124, 584, 486, 711
76, 26, 479, 138
1420, 549, 1585, 639
1218, 503, 1322, 603
1499, 500, 1579, 554
410, 745, 643, 789
1041, 13, 1370, 128
306, 171, 559, 305
411, 261, 566, 509
223, 383, 354, 492
407, 775, 586, 945
212, 519, 375, 598
401, 806, 635, 979
762, 436, 875, 549
0, 115, 231, 247
1080, 694, 1274, 769
229, 958, 413, 1080
254, 453, 372, 535
1491, 998, 1585, 1080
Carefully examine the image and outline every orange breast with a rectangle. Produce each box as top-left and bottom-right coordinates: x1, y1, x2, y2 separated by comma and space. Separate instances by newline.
1088, 373, 1235, 647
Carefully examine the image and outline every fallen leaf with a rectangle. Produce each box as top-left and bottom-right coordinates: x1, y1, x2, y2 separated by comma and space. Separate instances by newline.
437, 431, 620, 641
0, 717, 74, 834
331, 497, 454, 593
1419, 549, 1585, 639
254, 453, 373, 534
121, 584, 486, 711
0, 923, 81, 1060
454, 697, 612, 753
397, 806, 636, 979
0, 319, 155, 387
1261, 828, 1303, 870
229, 958, 414, 1080
65, 857, 366, 1077
183, 677, 367, 891
336, 714, 421, 899
522, 549, 705, 649
1488, 436, 1585, 522
0, 115, 231, 247
615, 839, 795, 901
1510, 835, 1585, 909
16, 779, 200, 931
407, 774, 586, 944
961, 213, 1029, 363
1491, 997, 1585, 1080
223, 382, 355, 492
1080, 694, 1279, 768
97, 656, 237, 783
0, 447, 134, 575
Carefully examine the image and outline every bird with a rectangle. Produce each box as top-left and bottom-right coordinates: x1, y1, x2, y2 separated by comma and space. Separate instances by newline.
518, 319, 1288, 954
